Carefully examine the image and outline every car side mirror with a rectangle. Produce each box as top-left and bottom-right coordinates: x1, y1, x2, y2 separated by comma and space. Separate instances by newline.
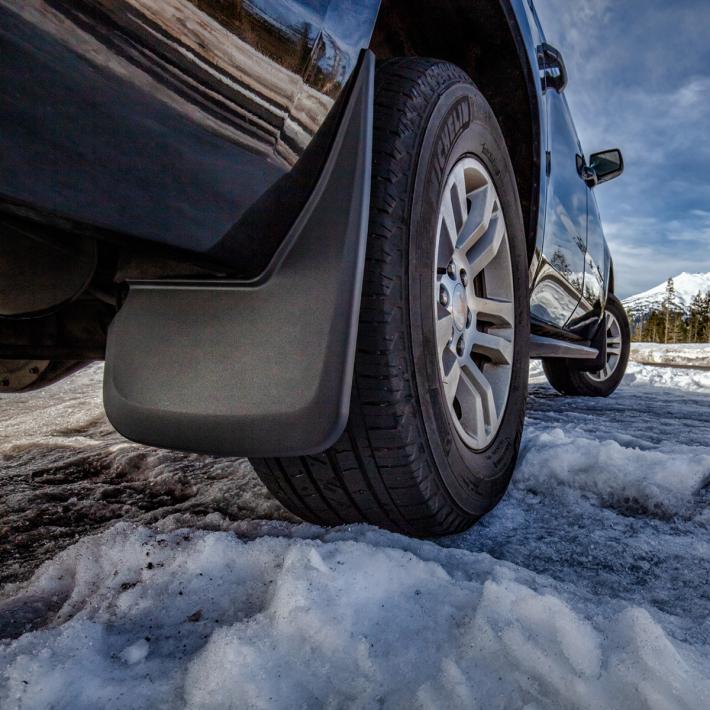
588, 149, 624, 185
537, 43, 568, 93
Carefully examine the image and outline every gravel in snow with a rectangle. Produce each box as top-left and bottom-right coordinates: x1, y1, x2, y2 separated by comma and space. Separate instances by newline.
1, 358, 709, 709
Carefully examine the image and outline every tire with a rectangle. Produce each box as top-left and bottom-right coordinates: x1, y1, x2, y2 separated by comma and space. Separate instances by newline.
542, 294, 630, 397
251, 58, 529, 536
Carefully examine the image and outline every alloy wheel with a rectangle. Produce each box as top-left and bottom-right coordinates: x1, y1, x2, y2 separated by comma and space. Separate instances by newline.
433, 157, 515, 451
588, 310, 623, 382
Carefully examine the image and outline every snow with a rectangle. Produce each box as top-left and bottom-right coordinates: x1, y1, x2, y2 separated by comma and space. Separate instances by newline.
0, 364, 293, 587
532, 354, 710, 393
119, 638, 150, 665
631, 342, 710, 368
624, 361, 710, 393
1, 363, 710, 708
2, 521, 710, 710
514, 424, 710, 518
623, 271, 710, 317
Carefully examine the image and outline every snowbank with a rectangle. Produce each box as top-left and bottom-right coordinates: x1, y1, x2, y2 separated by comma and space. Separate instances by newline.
631, 343, 710, 368
531, 358, 710, 393
515, 425, 710, 520
624, 362, 710, 393
1, 523, 709, 710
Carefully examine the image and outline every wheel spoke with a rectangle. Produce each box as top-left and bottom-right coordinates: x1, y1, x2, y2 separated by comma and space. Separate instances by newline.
439, 197, 458, 257
465, 213, 505, 277
457, 184, 495, 252
436, 312, 454, 353
472, 296, 514, 327
460, 358, 497, 435
470, 329, 513, 365
450, 169, 468, 232
443, 360, 462, 405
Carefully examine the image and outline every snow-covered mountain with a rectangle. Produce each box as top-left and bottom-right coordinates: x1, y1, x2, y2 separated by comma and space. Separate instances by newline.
622, 272, 710, 320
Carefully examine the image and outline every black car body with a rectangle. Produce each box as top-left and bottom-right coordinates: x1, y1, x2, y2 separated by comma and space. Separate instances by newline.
0, 0, 627, 534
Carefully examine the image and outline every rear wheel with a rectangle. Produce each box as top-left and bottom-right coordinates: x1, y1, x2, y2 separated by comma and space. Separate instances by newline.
251, 58, 529, 536
542, 294, 630, 397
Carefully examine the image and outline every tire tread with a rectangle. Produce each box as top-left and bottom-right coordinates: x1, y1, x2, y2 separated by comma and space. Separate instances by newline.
252, 59, 508, 536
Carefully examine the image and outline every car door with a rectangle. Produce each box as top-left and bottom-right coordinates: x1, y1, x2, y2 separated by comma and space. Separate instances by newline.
580, 190, 609, 310
529, 42, 589, 329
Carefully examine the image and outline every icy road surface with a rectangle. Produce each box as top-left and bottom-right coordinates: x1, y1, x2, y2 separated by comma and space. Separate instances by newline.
1, 361, 709, 709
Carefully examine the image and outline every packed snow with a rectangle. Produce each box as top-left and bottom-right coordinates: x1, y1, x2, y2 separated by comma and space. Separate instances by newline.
631, 342, 710, 368
624, 361, 710, 393
1, 361, 709, 709
623, 271, 710, 318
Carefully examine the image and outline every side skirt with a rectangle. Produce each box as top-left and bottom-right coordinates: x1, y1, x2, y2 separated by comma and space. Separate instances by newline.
529, 334, 599, 360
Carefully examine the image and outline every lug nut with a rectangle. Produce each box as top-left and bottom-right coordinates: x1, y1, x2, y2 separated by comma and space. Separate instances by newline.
460, 270, 468, 286
439, 287, 449, 307
447, 262, 456, 279
456, 336, 465, 357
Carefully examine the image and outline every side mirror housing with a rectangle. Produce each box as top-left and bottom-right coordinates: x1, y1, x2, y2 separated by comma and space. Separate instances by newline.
589, 149, 624, 185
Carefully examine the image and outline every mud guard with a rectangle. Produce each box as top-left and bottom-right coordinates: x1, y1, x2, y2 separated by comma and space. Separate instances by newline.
103, 52, 374, 457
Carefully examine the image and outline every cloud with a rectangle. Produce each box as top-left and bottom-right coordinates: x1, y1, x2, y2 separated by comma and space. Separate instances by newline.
534, 0, 710, 296
603, 213, 710, 296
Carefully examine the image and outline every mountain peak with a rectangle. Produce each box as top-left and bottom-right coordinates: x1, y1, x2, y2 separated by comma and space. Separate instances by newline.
622, 272, 710, 318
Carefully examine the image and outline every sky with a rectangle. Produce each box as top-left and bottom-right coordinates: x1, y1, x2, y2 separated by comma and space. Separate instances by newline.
535, 0, 710, 298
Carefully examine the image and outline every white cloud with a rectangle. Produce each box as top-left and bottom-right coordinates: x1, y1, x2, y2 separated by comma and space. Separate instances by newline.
603, 214, 710, 297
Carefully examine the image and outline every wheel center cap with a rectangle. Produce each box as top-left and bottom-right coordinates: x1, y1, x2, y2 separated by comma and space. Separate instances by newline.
452, 284, 467, 331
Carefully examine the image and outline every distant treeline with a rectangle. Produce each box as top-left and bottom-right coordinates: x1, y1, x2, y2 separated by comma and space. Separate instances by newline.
629, 278, 710, 344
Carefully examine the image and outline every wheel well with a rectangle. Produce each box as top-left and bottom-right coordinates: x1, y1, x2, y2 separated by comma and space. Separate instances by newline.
370, 0, 541, 262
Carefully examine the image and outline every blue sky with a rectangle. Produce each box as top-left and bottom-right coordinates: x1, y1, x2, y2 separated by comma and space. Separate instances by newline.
535, 0, 710, 298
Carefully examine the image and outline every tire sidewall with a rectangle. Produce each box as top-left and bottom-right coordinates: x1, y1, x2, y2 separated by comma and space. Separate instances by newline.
408, 80, 529, 515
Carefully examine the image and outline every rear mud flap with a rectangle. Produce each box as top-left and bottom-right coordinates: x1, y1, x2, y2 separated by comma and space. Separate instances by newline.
104, 52, 374, 457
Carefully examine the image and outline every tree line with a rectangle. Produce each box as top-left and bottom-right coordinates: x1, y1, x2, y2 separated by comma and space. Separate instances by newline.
629, 278, 710, 343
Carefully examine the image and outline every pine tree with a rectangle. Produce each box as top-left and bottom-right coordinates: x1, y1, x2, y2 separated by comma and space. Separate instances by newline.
640, 309, 664, 343
688, 291, 704, 343
627, 307, 641, 342
661, 278, 683, 344
686, 290, 710, 343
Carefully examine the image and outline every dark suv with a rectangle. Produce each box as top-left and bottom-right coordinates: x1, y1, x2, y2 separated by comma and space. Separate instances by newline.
0, 0, 629, 535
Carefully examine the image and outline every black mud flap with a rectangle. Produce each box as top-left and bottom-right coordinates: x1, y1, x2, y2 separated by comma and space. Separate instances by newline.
568, 314, 608, 372
104, 52, 374, 457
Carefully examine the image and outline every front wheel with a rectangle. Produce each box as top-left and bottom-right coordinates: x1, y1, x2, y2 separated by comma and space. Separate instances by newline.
251, 58, 529, 536
542, 294, 631, 397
